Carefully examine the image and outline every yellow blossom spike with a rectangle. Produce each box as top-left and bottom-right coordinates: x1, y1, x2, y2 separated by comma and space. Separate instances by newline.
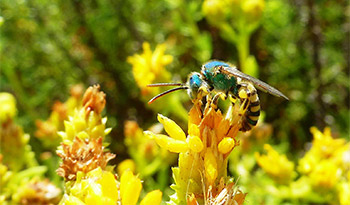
120, 170, 142, 205
218, 137, 235, 154
157, 114, 186, 141
140, 190, 162, 205
187, 135, 204, 153
145, 100, 245, 204
204, 148, 218, 185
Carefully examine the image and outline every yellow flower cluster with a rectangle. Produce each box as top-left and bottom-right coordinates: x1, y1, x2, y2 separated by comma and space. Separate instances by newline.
0, 93, 36, 172
58, 85, 111, 143
255, 144, 295, 184
127, 42, 173, 96
202, 0, 265, 26
0, 94, 61, 204
62, 168, 118, 205
255, 127, 350, 204
57, 85, 163, 205
127, 42, 188, 121
146, 101, 246, 204
298, 127, 350, 204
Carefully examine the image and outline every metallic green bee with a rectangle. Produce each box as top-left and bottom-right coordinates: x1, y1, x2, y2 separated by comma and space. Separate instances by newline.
148, 61, 288, 131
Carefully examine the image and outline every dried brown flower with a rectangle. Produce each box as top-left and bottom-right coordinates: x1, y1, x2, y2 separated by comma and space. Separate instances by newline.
82, 85, 106, 116
56, 137, 115, 181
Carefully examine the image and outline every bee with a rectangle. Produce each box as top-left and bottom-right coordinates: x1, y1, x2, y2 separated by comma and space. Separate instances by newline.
148, 61, 288, 131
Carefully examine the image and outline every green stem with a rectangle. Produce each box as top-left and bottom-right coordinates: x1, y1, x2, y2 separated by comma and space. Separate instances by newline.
237, 33, 249, 73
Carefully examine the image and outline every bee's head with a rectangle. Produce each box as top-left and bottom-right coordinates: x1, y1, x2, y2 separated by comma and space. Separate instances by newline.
147, 72, 209, 104
187, 72, 209, 101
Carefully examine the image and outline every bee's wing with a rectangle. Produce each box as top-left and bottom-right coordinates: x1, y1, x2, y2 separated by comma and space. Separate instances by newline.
220, 66, 289, 100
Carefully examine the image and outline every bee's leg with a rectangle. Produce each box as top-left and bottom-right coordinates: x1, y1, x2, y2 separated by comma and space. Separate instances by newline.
224, 91, 229, 100
237, 84, 251, 116
210, 92, 226, 109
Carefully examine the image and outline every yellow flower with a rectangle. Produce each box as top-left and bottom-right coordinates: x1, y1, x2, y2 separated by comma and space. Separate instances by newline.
202, 0, 228, 24
338, 180, 350, 205
145, 113, 203, 154
255, 144, 295, 184
118, 170, 162, 205
120, 170, 142, 205
146, 102, 243, 204
0, 98, 35, 171
62, 167, 119, 205
58, 85, 111, 143
61, 160, 162, 205
242, 0, 265, 23
298, 127, 348, 174
296, 126, 349, 202
117, 159, 136, 176
140, 190, 162, 205
0, 92, 17, 123
127, 42, 173, 96
56, 85, 162, 205
309, 161, 338, 190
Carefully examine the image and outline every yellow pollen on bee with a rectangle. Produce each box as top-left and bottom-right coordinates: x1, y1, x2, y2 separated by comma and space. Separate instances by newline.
238, 89, 248, 99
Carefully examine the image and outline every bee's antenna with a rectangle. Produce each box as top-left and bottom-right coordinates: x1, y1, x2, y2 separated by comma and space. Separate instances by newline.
147, 83, 184, 87
148, 86, 189, 104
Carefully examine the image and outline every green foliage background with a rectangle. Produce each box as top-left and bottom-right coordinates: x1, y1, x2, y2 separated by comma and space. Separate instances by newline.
0, 0, 349, 200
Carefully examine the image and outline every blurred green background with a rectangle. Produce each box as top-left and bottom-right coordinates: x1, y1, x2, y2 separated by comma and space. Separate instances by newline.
1, 0, 349, 173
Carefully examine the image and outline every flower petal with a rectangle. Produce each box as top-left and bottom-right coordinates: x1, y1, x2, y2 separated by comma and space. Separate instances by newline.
157, 114, 186, 141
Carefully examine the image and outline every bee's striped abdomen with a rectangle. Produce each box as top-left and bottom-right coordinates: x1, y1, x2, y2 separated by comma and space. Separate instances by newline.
240, 89, 260, 132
